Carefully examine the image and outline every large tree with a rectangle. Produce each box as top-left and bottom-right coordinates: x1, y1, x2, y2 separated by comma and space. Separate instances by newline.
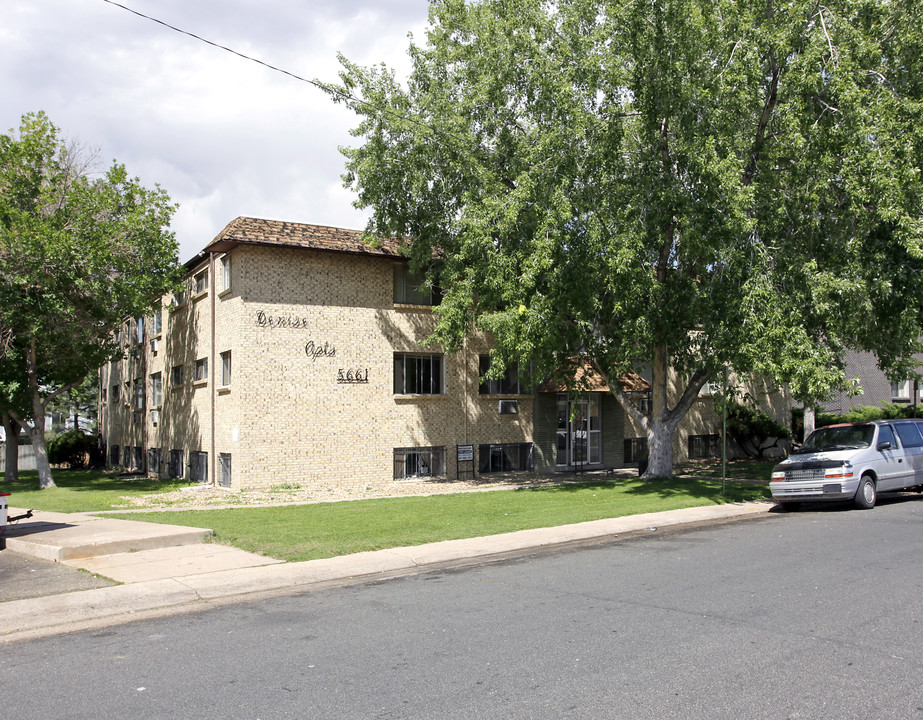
0, 112, 182, 488
329, 0, 923, 476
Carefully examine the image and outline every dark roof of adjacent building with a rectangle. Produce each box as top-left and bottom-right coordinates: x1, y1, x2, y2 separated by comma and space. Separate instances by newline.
188, 216, 408, 268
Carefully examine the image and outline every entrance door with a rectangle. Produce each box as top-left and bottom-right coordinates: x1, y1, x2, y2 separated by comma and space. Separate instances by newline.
556, 394, 601, 468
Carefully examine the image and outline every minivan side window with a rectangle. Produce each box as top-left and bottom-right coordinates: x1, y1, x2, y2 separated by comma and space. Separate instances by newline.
878, 424, 897, 449
895, 422, 923, 448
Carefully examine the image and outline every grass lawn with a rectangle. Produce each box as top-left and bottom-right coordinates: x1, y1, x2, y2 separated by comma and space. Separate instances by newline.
129, 476, 771, 562
5, 466, 772, 562
2, 470, 191, 513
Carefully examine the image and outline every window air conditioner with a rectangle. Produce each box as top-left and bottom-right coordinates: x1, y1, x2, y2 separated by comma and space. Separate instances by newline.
150, 409, 160, 425
150, 338, 159, 353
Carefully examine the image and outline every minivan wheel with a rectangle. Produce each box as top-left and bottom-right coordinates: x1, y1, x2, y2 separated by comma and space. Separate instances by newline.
854, 476, 877, 510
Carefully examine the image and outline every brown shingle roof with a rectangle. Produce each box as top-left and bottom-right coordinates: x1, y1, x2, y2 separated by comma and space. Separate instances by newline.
197, 216, 407, 261
540, 360, 651, 394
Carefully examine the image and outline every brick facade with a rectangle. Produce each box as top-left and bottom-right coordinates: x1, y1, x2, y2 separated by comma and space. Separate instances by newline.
98, 217, 790, 490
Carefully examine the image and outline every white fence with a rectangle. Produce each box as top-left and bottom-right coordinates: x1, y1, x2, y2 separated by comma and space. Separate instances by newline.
0, 443, 37, 472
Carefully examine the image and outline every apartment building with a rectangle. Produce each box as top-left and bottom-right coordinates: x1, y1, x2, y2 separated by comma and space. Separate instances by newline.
98, 216, 776, 490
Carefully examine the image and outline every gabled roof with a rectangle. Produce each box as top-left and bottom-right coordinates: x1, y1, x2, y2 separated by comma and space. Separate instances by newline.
190, 216, 407, 266
540, 360, 652, 394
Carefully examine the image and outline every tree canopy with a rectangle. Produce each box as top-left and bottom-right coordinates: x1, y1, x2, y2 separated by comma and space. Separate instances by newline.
329, 0, 923, 476
0, 112, 182, 487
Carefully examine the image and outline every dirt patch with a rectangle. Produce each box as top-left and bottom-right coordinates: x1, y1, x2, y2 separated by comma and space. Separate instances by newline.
105, 470, 637, 513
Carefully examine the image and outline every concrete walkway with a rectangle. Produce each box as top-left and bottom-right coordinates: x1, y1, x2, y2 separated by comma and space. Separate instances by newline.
0, 501, 774, 644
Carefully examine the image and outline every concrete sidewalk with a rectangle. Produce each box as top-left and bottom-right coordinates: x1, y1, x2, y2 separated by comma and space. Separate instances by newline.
0, 501, 774, 644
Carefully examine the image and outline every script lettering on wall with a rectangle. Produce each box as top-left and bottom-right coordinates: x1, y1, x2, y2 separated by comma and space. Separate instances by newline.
305, 341, 336, 362
255, 310, 310, 329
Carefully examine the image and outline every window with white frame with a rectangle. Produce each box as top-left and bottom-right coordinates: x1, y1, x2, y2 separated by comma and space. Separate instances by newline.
393, 264, 441, 305
133, 317, 144, 344
220, 254, 231, 292
150, 372, 162, 407
892, 380, 912, 403
220, 351, 231, 387
133, 378, 144, 410
393, 353, 444, 395
152, 307, 162, 335
393, 447, 446, 479
194, 358, 208, 382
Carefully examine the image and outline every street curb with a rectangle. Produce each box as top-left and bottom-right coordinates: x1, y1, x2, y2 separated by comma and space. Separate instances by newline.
0, 500, 774, 644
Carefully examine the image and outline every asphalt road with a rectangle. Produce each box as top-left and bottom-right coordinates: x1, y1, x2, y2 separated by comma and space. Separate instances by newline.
3, 495, 923, 719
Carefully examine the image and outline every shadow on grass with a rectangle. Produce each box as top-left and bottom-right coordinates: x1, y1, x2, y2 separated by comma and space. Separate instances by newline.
514, 476, 771, 504
8, 469, 187, 495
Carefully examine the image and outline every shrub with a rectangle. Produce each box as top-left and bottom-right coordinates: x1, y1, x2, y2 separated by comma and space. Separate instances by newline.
47, 430, 96, 469
726, 401, 791, 458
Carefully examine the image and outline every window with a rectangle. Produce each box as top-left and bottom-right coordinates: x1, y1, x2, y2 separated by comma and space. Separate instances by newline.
393, 264, 441, 305
148, 448, 161, 475
168, 449, 184, 479
194, 269, 208, 295
152, 307, 162, 335
891, 380, 912, 403
393, 353, 444, 395
123, 381, 131, 404
219, 453, 232, 487
133, 378, 144, 410
194, 358, 208, 382
171, 364, 183, 387
101, 387, 107, 404
624, 437, 648, 463
111, 384, 120, 403
190, 451, 208, 484
220, 351, 231, 387
132, 317, 144, 344
220, 254, 231, 292
393, 447, 446, 479
172, 290, 186, 308
150, 372, 162, 407
479, 443, 533, 473
894, 422, 923, 448
109, 444, 120, 466
479, 355, 522, 395
131, 446, 144, 471
688, 434, 721, 460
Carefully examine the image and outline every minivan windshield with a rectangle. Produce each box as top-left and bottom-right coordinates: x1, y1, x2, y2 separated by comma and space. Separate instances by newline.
797, 424, 876, 453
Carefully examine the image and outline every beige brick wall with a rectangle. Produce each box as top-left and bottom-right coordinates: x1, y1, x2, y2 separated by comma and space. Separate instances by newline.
101, 244, 534, 489
99, 240, 791, 488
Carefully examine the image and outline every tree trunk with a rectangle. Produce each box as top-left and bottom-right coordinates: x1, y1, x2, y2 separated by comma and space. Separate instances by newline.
3, 412, 20, 483
803, 406, 815, 442
24, 337, 56, 489
645, 416, 675, 478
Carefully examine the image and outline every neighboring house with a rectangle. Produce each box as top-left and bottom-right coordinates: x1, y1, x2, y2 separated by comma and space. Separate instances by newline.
823, 350, 923, 415
98, 217, 790, 490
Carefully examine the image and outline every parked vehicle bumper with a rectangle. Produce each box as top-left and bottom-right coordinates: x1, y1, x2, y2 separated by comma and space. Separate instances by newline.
770, 478, 860, 502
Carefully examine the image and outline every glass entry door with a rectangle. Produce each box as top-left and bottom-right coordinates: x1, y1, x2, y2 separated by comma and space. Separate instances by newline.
556, 394, 601, 467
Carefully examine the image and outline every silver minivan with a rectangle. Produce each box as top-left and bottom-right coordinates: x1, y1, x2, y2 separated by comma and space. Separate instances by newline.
770, 420, 923, 509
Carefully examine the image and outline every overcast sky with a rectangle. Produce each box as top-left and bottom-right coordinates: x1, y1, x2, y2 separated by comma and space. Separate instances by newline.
1, 0, 430, 263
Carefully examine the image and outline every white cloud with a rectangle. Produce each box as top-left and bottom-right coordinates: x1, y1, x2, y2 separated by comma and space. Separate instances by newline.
0, 0, 429, 262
